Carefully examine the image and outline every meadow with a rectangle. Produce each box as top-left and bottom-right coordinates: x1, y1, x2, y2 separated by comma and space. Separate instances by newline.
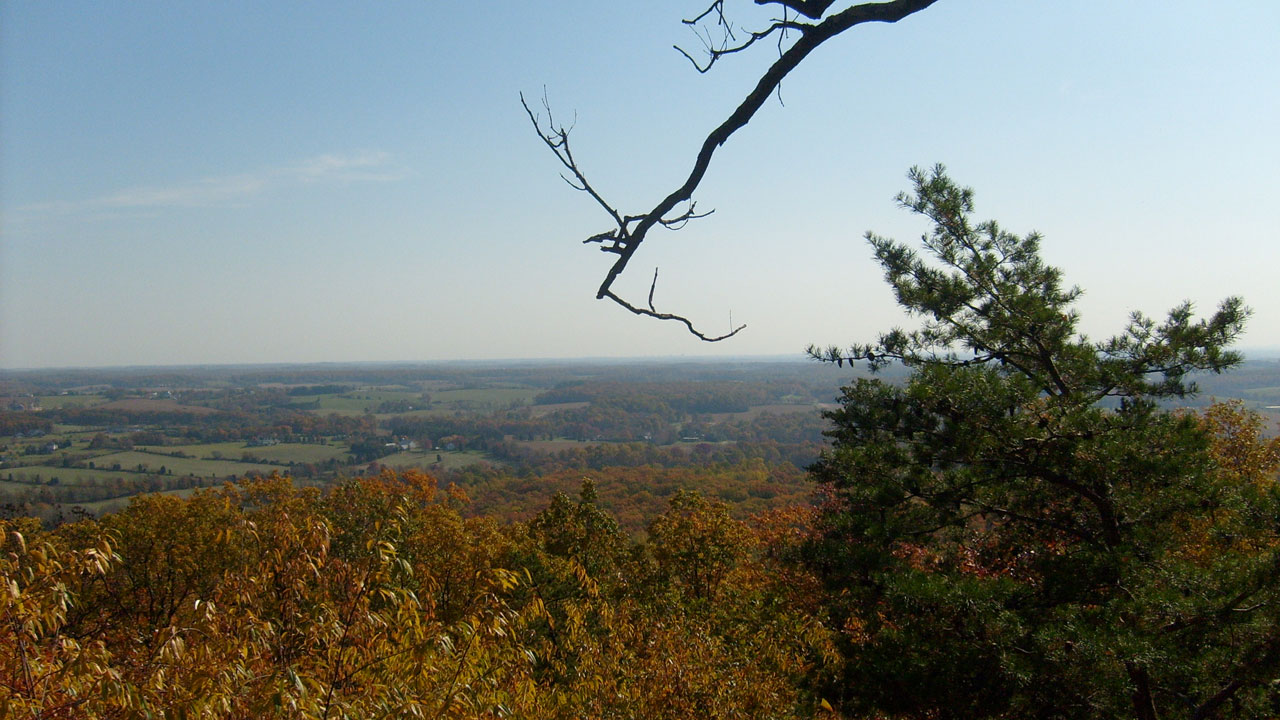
7, 452, 279, 483
375, 448, 489, 471
34, 394, 108, 409
135, 441, 350, 465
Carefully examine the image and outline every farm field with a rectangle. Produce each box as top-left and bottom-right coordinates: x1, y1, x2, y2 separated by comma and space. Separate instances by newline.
136, 441, 248, 459
0, 479, 35, 492
35, 394, 108, 409
3, 445, 113, 468
96, 398, 219, 415
235, 442, 349, 464
299, 392, 422, 416
136, 442, 350, 465
74, 451, 278, 478
377, 449, 490, 471
52, 425, 102, 435
5, 465, 143, 485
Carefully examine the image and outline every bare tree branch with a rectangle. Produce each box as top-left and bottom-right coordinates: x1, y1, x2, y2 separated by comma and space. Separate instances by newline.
675, 17, 809, 74
602, 286, 745, 343
526, 0, 940, 341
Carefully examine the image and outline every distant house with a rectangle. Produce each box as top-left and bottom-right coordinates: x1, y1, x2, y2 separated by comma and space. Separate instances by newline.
5, 395, 40, 411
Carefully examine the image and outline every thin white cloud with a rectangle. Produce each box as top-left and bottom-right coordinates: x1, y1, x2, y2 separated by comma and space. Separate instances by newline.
292, 151, 403, 184
15, 152, 406, 216
96, 174, 269, 209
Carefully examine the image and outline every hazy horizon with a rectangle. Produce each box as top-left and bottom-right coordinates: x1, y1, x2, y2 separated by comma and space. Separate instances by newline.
5, 347, 1280, 375
4, 2, 1277, 368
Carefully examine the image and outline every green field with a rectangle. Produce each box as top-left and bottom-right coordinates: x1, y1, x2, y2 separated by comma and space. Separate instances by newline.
35, 394, 108, 409
376, 449, 490, 472
51, 424, 103, 435
137, 442, 349, 465
4, 466, 139, 485
73, 451, 279, 479
236, 443, 349, 464
138, 441, 247, 459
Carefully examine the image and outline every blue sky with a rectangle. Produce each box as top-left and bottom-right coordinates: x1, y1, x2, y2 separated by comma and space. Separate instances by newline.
2, 1, 1277, 368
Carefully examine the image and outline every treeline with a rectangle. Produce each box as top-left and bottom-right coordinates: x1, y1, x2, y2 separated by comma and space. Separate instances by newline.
682, 410, 829, 445
535, 380, 797, 414
387, 406, 672, 446
46, 406, 217, 428
0, 410, 53, 437
485, 438, 822, 477
286, 384, 351, 396
43, 405, 376, 444
1, 473, 233, 519
388, 400, 829, 450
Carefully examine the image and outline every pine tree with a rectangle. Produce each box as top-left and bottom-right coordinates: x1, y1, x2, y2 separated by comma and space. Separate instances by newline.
806, 166, 1277, 719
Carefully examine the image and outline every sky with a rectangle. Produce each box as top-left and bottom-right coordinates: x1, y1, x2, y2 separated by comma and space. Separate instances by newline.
2, 1, 1278, 368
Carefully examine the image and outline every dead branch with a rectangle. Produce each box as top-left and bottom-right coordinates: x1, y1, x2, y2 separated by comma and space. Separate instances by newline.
526, 0, 939, 341
604, 286, 745, 343
676, 16, 809, 74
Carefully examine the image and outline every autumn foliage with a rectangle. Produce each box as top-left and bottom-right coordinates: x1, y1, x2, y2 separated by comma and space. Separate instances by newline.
3, 394, 1278, 718
1, 469, 833, 718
